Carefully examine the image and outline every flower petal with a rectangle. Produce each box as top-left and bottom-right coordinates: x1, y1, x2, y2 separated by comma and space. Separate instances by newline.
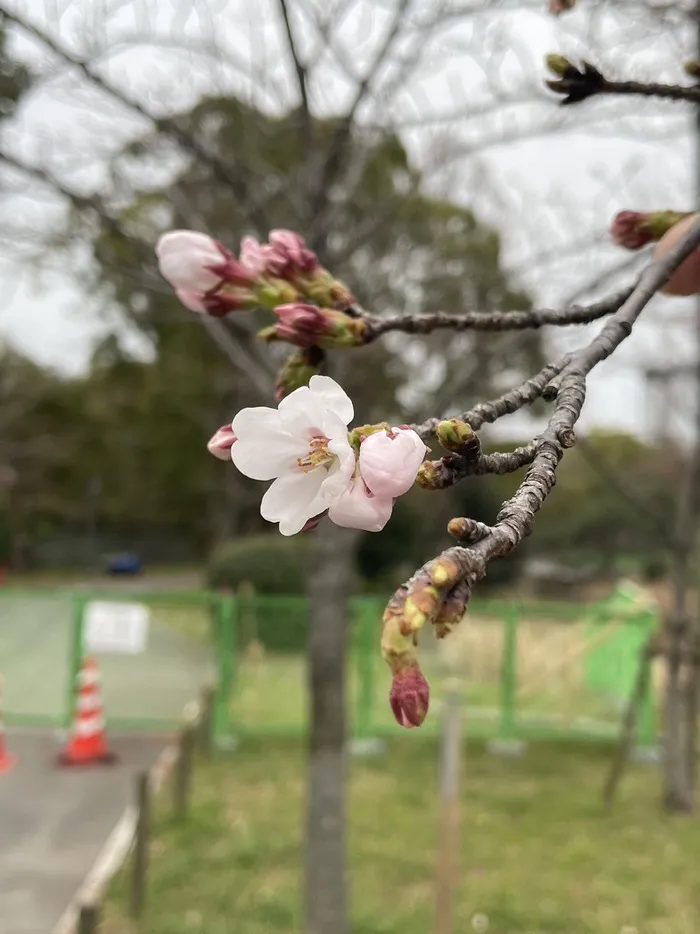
231, 407, 306, 480
260, 470, 326, 535
319, 422, 357, 503
360, 428, 427, 498
156, 231, 223, 292
328, 482, 394, 532
277, 385, 329, 436
175, 288, 207, 312
309, 375, 354, 425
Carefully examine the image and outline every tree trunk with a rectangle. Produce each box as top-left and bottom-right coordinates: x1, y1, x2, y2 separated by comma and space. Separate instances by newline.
304, 520, 360, 934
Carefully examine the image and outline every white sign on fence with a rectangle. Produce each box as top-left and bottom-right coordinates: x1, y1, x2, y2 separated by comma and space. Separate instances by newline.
84, 601, 150, 654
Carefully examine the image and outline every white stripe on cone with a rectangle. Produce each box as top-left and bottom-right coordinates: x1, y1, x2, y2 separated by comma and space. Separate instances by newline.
75, 715, 105, 737
77, 694, 101, 714
78, 670, 100, 688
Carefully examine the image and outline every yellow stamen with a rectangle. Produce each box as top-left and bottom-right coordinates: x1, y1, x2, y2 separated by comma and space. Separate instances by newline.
297, 436, 335, 472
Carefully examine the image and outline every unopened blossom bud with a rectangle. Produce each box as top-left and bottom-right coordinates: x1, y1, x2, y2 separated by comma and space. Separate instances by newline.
436, 419, 480, 457
259, 304, 369, 348
359, 427, 429, 498
157, 229, 269, 315
239, 236, 268, 276
545, 53, 574, 77
253, 278, 301, 310
390, 665, 430, 729
416, 459, 450, 491
447, 516, 491, 544
274, 346, 326, 401
297, 270, 355, 311
199, 285, 260, 316
264, 229, 320, 277
275, 303, 328, 346
610, 210, 691, 251
157, 230, 227, 294
653, 212, 700, 296
207, 424, 237, 460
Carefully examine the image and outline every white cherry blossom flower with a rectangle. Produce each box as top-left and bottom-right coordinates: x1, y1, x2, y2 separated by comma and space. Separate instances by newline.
230, 375, 356, 536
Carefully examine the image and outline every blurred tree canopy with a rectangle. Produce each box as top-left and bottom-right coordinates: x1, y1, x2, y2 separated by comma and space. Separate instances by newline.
0, 93, 680, 579
10, 92, 655, 579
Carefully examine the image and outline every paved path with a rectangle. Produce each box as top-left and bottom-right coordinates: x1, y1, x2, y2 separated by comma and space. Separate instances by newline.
0, 732, 164, 934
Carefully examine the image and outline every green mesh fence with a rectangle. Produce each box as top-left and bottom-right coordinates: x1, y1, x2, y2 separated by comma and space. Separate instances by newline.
0, 589, 217, 732
224, 593, 660, 747
0, 588, 660, 746
0, 590, 75, 727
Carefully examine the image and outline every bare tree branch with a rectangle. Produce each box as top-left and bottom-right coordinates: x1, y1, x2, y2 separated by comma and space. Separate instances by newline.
0, 5, 273, 233
0, 148, 275, 399
365, 286, 634, 338
388, 216, 700, 682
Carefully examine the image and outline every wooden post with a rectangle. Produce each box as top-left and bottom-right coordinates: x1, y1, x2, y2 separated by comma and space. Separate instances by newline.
198, 685, 215, 758
78, 904, 100, 934
174, 723, 195, 818
602, 649, 651, 807
434, 677, 462, 934
129, 771, 150, 918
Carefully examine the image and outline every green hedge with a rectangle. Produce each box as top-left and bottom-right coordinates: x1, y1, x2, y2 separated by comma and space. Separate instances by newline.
207, 534, 313, 595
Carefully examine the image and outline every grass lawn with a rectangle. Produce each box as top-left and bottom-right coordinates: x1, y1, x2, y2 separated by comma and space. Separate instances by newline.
103, 739, 699, 934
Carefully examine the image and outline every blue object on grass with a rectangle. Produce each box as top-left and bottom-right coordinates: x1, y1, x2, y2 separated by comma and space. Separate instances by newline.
106, 553, 143, 575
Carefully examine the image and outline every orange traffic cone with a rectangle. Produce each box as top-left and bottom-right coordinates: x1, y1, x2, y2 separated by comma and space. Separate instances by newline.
58, 656, 117, 767
0, 675, 16, 774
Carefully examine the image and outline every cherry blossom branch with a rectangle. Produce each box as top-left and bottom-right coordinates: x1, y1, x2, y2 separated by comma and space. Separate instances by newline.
545, 56, 700, 107
383, 214, 700, 727
365, 286, 633, 338
412, 358, 567, 439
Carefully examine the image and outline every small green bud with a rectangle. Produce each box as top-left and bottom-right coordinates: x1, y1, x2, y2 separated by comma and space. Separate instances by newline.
274, 347, 326, 401
416, 460, 444, 490
435, 419, 480, 458
546, 53, 573, 77
254, 278, 300, 309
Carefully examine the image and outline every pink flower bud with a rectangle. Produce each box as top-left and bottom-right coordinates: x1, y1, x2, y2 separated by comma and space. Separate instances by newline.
327, 479, 394, 532
274, 303, 328, 347
264, 230, 319, 277
390, 666, 430, 729
610, 211, 654, 251
207, 424, 237, 460
359, 427, 428, 499
217, 257, 259, 288
202, 285, 258, 317
239, 236, 268, 277
156, 230, 228, 292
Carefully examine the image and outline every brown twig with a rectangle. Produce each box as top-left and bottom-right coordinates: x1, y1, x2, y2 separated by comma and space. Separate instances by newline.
366, 286, 633, 338
412, 358, 568, 440
546, 57, 700, 107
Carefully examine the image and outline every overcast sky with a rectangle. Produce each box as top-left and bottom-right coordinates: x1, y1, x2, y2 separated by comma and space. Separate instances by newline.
1, 0, 698, 440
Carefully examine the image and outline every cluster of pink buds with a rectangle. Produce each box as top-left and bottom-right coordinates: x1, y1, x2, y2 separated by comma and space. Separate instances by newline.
258, 303, 369, 349
156, 228, 355, 318
156, 230, 299, 315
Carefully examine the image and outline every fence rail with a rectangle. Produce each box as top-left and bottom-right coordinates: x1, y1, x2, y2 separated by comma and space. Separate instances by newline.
0, 588, 660, 748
